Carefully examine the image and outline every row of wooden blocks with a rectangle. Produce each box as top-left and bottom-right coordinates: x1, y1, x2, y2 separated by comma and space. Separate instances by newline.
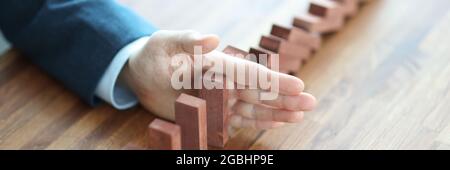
254, 0, 363, 74
126, 0, 367, 150
144, 89, 228, 150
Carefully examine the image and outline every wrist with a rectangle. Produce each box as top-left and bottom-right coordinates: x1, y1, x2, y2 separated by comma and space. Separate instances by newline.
120, 55, 142, 100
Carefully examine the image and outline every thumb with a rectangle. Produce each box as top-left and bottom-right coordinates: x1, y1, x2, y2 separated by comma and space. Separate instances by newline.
174, 30, 220, 54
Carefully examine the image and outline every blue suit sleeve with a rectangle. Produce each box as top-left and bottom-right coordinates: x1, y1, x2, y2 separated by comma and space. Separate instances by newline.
0, 0, 157, 105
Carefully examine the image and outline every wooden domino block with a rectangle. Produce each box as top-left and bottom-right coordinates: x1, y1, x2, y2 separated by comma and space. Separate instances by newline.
223, 45, 249, 58
323, 14, 345, 33
249, 47, 274, 68
309, 0, 345, 32
223, 45, 262, 64
294, 0, 345, 33
293, 13, 343, 34
148, 118, 181, 150
270, 24, 322, 51
249, 47, 301, 74
293, 13, 323, 33
259, 35, 311, 61
223, 45, 258, 63
175, 93, 208, 150
201, 46, 234, 148
309, 0, 343, 18
199, 85, 229, 148
331, 0, 359, 17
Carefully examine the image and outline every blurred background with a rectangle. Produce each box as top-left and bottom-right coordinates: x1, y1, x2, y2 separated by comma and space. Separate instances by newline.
118, 0, 312, 50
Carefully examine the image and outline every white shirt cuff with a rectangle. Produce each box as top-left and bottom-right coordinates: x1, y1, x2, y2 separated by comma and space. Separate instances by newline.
95, 36, 150, 110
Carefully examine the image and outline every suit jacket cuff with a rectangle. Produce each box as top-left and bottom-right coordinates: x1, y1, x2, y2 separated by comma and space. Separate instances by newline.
94, 36, 150, 110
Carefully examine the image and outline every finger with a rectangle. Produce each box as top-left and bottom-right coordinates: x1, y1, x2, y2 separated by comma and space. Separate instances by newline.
236, 89, 317, 111
229, 114, 286, 129
174, 30, 220, 54
154, 30, 220, 54
204, 51, 305, 95
232, 100, 305, 123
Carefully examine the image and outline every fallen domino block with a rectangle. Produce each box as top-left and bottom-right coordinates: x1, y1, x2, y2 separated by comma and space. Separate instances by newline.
259, 35, 311, 61
293, 0, 345, 34
223, 45, 249, 58
175, 93, 208, 150
223, 45, 290, 72
224, 45, 273, 68
293, 13, 342, 34
321, 14, 344, 33
270, 24, 322, 51
331, 0, 359, 17
249, 47, 301, 74
249, 47, 274, 69
223, 45, 262, 65
308, 0, 345, 32
309, 0, 343, 18
292, 13, 323, 33
148, 118, 181, 150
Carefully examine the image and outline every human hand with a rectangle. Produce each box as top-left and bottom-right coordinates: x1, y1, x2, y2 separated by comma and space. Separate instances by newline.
121, 30, 317, 129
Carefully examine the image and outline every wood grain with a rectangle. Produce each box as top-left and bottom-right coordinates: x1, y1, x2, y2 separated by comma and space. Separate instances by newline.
1, 0, 450, 150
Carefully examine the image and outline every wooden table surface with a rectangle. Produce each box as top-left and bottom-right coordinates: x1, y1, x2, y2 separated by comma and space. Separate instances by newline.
1, 0, 450, 150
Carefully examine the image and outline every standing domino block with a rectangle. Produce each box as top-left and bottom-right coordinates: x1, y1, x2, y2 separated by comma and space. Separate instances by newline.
197, 45, 267, 148
259, 35, 311, 61
201, 46, 235, 148
270, 24, 322, 51
148, 118, 181, 150
199, 84, 229, 148
175, 93, 208, 150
